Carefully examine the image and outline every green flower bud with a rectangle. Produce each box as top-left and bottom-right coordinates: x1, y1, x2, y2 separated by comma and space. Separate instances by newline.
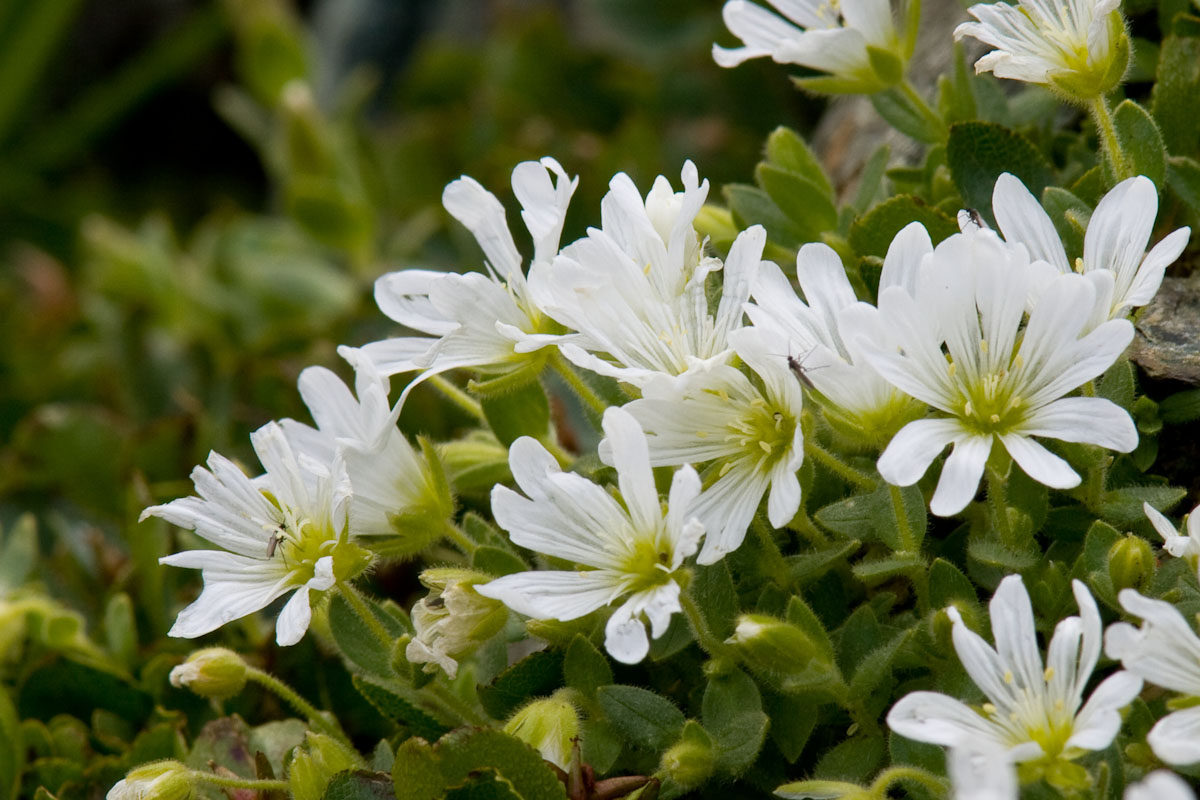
405, 568, 507, 679
659, 721, 714, 789
725, 614, 816, 679
1108, 535, 1155, 593
169, 648, 247, 700
107, 761, 192, 800
503, 693, 580, 771
287, 733, 362, 800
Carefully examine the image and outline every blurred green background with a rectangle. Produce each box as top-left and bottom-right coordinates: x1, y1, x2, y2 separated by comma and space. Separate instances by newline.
0, 0, 819, 633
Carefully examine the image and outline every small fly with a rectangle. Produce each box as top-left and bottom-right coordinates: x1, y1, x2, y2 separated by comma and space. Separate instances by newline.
266, 528, 287, 558
786, 346, 820, 390
963, 208, 985, 229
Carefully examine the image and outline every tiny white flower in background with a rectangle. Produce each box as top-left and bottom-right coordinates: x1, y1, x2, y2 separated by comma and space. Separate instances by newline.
954, 0, 1127, 93
863, 224, 1137, 516
475, 407, 705, 664
528, 162, 767, 390
1125, 771, 1198, 800
745, 228, 929, 446
992, 172, 1190, 322
612, 327, 803, 565
341, 158, 577, 405
280, 363, 451, 539
888, 576, 1142, 783
1142, 500, 1200, 575
712, 0, 908, 93
141, 422, 370, 646
1105, 588, 1200, 766
107, 762, 191, 800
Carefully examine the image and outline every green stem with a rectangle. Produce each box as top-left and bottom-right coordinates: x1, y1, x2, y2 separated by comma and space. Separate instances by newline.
805, 440, 878, 491
752, 519, 792, 589
791, 509, 829, 546
549, 352, 609, 418
443, 519, 478, 556
427, 680, 491, 727
1090, 95, 1130, 181
985, 457, 1015, 549
887, 484, 917, 553
870, 765, 949, 798
337, 582, 395, 652
899, 79, 947, 140
429, 374, 485, 421
245, 667, 353, 749
535, 434, 574, 466
679, 589, 738, 663
191, 772, 290, 793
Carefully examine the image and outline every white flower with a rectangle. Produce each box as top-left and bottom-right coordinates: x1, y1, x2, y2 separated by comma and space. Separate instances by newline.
475, 407, 705, 664
405, 569, 507, 679
1125, 771, 1198, 800
280, 363, 451, 541
863, 225, 1137, 516
744, 228, 928, 445
713, 0, 909, 93
611, 327, 803, 565
141, 422, 370, 646
529, 162, 766, 390
954, 0, 1128, 93
992, 173, 1190, 321
888, 576, 1142, 782
1105, 588, 1200, 766
341, 158, 577, 405
1142, 500, 1200, 572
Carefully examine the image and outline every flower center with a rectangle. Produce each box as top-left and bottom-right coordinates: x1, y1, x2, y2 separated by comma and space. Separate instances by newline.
949, 345, 1027, 433
620, 537, 676, 593
721, 398, 797, 474
262, 493, 368, 585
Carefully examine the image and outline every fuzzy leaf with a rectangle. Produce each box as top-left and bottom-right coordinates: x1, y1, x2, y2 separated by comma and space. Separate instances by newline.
597, 685, 686, 751
479, 381, 551, 447
0, 687, 20, 800
691, 561, 739, 639
1152, 35, 1200, 154
725, 184, 807, 250
477, 649, 565, 721
947, 122, 1053, 227
1112, 99, 1166, 187
701, 670, 769, 775
765, 127, 833, 197
848, 195, 958, 258
351, 677, 450, 741
563, 635, 612, 698
756, 164, 838, 242
322, 771, 392, 800
1098, 485, 1186, 527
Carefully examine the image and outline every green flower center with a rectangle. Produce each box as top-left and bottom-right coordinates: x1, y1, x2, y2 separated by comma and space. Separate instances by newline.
719, 397, 797, 475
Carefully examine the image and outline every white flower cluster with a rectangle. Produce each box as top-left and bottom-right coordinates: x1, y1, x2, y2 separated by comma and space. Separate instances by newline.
144, 156, 1188, 667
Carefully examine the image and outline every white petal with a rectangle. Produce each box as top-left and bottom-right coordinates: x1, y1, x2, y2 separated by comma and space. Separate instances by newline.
877, 418, 963, 487
1125, 770, 1199, 800
475, 571, 621, 621
443, 176, 522, 282
999, 433, 1080, 489
276, 586, 314, 646
1066, 670, 1142, 750
988, 575, 1045, 696
879, 221, 933, 296
930, 435, 992, 517
992, 172, 1069, 273
604, 600, 651, 664
1148, 706, 1200, 766
1015, 396, 1136, 452
603, 407, 660, 534
887, 691, 1006, 748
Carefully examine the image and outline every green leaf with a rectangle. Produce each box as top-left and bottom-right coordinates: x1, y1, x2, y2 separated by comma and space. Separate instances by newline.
436, 730, 567, 800
1112, 100, 1167, 187
775, 779, 863, 800
848, 195, 958, 258
764, 691, 816, 763
1160, 387, 1200, 424
701, 670, 769, 775
851, 552, 925, 583
848, 628, 910, 698
765, 127, 833, 197
852, 145, 891, 213
477, 649, 564, 721
814, 489, 886, 541
597, 685, 685, 751
472, 546, 528, 577
937, 43, 978, 125
479, 380, 551, 447
755, 164, 838, 241
0, 687, 21, 800
328, 593, 395, 678
813, 734, 885, 782
1167, 155, 1200, 214
580, 719, 622, 774
1041, 186, 1091, 258
928, 558, 978, 611
1098, 486, 1186, 527
1083, 519, 1123, 607
0, 514, 36, 591
724, 184, 806, 250
870, 87, 946, 144
1151, 35, 1200, 155
784, 596, 835, 664
866, 45, 904, 86
563, 635, 612, 698
884, 483, 927, 552
946, 122, 1054, 226
1098, 359, 1136, 412
785, 540, 860, 586
967, 535, 1039, 571
322, 771, 393, 800
392, 739, 444, 800
103, 593, 137, 670
351, 677, 450, 741
690, 561, 739, 639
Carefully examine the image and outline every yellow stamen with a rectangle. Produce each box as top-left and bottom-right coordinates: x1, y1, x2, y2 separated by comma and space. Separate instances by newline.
1044, 667, 1055, 681
1004, 670, 1014, 684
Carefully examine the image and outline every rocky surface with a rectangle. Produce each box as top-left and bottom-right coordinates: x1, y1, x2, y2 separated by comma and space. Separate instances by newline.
1131, 274, 1200, 385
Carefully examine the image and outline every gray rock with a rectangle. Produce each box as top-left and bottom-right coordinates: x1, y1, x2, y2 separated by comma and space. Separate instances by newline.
1130, 275, 1200, 385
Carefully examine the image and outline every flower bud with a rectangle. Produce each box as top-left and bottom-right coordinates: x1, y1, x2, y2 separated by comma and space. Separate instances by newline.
659, 721, 713, 789
503, 693, 580, 771
287, 733, 362, 800
107, 761, 192, 800
169, 648, 247, 700
405, 568, 507, 679
1108, 535, 1155, 593
725, 614, 815, 679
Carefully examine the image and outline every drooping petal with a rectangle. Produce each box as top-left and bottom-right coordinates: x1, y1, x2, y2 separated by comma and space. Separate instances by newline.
930, 435, 992, 517
1147, 706, 1200, 766
887, 691, 1007, 749
877, 418, 963, 487
475, 571, 622, 622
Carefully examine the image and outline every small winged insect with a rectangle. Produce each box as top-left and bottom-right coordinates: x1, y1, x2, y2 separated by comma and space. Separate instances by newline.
266, 525, 288, 559
963, 208, 985, 229
786, 346, 820, 390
